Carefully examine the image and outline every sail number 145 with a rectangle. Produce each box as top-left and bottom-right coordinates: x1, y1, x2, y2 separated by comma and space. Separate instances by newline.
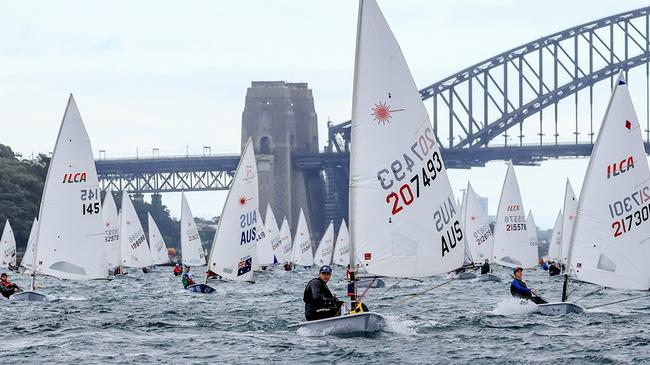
80, 188, 100, 215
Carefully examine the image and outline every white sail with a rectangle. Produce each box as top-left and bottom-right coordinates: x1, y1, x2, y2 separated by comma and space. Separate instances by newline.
568, 72, 650, 290
207, 138, 258, 281
463, 182, 494, 263
278, 217, 293, 264
351, 0, 464, 278
560, 179, 578, 264
526, 211, 539, 261
102, 192, 121, 269
332, 220, 351, 267
291, 209, 314, 267
263, 204, 282, 264
21, 218, 38, 271
492, 163, 537, 268
120, 192, 152, 268
256, 209, 275, 266
34, 95, 107, 280
459, 189, 475, 267
180, 193, 206, 267
0, 220, 17, 268
314, 221, 335, 266
148, 213, 170, 265
547, 211, 563, 261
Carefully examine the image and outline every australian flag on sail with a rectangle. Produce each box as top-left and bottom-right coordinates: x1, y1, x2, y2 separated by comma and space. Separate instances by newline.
237, 256, 253, 276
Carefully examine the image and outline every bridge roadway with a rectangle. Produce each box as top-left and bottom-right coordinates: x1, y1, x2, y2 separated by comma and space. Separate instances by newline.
95, 142, 650, 194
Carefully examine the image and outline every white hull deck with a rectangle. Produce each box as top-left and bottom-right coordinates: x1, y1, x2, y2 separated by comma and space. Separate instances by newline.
10, 291, 48, 302
537, 302, 585, 315
477, 274, 501, 282
288, 312, 385, 335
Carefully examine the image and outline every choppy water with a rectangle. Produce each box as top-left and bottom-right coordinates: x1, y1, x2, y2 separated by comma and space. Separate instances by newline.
2, 265, 649, 364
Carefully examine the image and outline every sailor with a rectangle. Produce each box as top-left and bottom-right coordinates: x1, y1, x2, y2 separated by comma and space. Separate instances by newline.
181, 265, 195, 288
283, 262, 292, 271
303, 265, 343, 321
510, 267, 546, 304
142, 267, 151, 274
548, 261, 561, 276
173, 264, 182, 276
114, 266, 127, 276
480, 259, 491, 275
0, 272, 21, 298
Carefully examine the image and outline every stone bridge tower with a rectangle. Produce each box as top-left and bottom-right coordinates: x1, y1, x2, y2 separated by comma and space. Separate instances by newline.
241, 81, 324, 240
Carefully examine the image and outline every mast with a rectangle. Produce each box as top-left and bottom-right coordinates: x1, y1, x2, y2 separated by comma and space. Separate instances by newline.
348, 0, 365, 310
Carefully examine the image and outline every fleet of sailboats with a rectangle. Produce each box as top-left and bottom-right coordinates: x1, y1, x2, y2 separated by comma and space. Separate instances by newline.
3, 0, 649, 343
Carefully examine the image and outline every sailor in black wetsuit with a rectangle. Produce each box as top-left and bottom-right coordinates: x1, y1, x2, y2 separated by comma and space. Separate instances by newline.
510, 267, 546, 304
480, 259, 491, 275
548, 261, 561, 276
303, 265, 343, 321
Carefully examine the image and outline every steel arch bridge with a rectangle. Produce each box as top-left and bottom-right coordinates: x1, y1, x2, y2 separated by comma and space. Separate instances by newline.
327, 5, 650, 167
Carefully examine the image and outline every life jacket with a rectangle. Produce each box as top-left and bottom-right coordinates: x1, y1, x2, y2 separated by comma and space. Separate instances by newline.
510, 278, 530, 299
1, 281, 12, 288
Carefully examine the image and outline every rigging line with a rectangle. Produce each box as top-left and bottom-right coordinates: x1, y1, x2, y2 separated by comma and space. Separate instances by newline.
374, 277, 457, 312
572, 287, 605, 303
586, 293, 650, 310
567, 281, 584, 298
372, 278, 405, 301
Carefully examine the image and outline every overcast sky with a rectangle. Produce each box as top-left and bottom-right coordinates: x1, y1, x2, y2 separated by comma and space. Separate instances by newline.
1, 0, 648, 228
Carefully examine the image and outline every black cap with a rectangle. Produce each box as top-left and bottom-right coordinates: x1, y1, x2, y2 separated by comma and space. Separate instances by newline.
319, 265, 332, 274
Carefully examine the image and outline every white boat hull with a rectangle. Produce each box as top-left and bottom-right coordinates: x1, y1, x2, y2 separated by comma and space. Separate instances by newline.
536, 302, 585, 315
287, 312, 385, 335
10, 291, 48, 302
357, 278, 386, 288
477, 274, 501, 282
458, 272, 477, 280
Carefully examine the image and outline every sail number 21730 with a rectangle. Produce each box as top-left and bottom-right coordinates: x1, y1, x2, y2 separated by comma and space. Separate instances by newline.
80, 188, 100, 215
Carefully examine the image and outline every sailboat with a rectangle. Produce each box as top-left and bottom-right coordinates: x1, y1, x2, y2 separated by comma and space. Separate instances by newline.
20, 218, 38, 272
205, 138, 258, 287
332, 220, 350, 267
560, 179, 578, 266
148, 213, 170, 265
263, 204, 282, 265
278, 217, 293, 268
288, 0, 464, 334
313, 221, 334, 266
0, 220, 17, 270
255, 208, 275, 269
120, 192, 153, 271
547, 210, 563, 262
457, 190, 479, 280
12, 95, 106, 301
180, 193, 206, 268
492, 163, 537, 269
290, 208, 314, 268
462, 182, 500, 282
102, 191, 121, 274
538, 71, 650, 315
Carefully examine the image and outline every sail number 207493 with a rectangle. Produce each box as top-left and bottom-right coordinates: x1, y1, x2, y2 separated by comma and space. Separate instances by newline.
80, 188, 100, 215
377, 127, 441, 216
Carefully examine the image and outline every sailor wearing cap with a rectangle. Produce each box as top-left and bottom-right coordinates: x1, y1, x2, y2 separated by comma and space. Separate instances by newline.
302, 265, 344, 321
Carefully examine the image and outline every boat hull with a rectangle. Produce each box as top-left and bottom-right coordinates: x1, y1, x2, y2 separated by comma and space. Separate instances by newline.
10, 291, 48, 302
477, 274, 501, 282
458, 272, 477, 280
357, 278, 386, 288
186, 283, 216, 294
287, 312, 385, 335
536, 302, 585, 315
